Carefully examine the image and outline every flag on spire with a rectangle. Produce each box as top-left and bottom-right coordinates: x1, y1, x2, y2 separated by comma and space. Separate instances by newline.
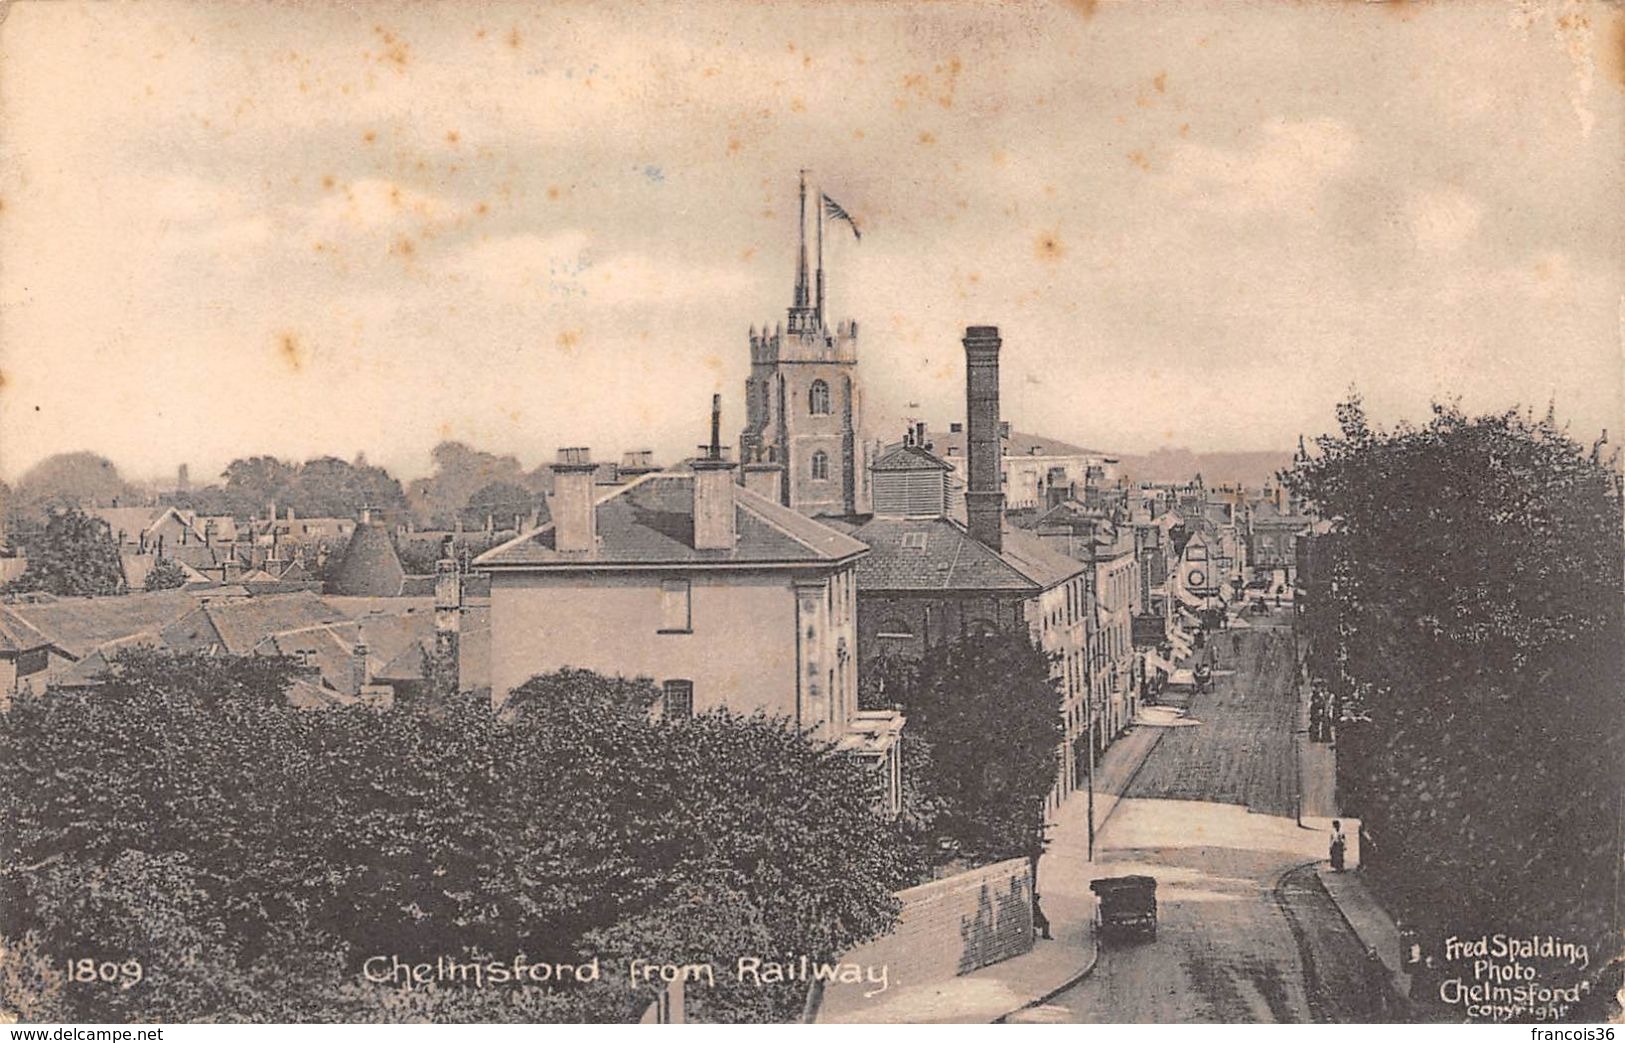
822, 194, 862, 240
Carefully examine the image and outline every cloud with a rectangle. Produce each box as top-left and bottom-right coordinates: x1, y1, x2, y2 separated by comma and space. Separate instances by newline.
311, 178, 460, 232
1160, 117, 1358, 218
446, 232, 754, 307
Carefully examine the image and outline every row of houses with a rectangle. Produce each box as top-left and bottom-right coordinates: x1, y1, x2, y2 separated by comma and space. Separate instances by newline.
0, 580, 491, 710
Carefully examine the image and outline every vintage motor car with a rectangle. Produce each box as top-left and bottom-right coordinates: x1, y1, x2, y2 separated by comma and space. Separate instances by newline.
1089, 875, 1158, 942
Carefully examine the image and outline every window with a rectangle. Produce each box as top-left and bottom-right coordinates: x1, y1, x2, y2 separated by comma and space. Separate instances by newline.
809, 379, 831, 415
659, 578, 691, 632
662, 680, 694, 719
901, 532, 928, 551
877, 617, 913, 640
811, 450, 830, 481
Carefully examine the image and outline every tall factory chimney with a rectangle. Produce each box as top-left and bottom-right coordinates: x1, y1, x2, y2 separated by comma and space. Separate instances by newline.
963, 325, 1004, 552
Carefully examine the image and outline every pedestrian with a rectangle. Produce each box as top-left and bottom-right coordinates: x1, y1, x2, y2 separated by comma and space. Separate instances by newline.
1329, 819, 1347, 872
1365, 946, 1394, 1018
1033, 892, 1053, 941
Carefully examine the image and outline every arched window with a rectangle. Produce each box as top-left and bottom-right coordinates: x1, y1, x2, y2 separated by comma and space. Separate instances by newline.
809, 379, 831, 415
811, 450, 830, 481
877, 618, 913, 640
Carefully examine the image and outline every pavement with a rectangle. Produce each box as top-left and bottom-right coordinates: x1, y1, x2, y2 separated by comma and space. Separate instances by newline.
1010, 617, 1407, 1023
815, 703, 1176, 1023
1317, 866, 1411, 999
825, 606, 1412, 1024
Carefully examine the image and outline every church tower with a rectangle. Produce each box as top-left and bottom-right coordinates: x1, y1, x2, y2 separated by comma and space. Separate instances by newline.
738, 171, 870, 518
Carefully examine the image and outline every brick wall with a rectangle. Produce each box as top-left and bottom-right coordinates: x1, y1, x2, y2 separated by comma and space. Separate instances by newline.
814, 857, 1034, 1020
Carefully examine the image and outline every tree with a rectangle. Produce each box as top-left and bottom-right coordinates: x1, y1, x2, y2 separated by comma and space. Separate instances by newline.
460, 480, 536, 530
6, 507, 126, 596
222, 455, 297, 514
0, 661, 916, 1023
887, 634, 1064, 865
143, 558, 190, 591
12, 452, 128, 518
284, 456, 405, 519
406, 442, 539, 529
1283, 398, 1622, 1019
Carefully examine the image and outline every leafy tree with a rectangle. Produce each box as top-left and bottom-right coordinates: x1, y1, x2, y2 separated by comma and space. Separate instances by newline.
6, 507, 126, 596
460, 480, 536, 531
13, 452, 128, 517
285, 456, 406, 519
0, 660, 915, 1023
407, 442, 539, 529
222, 455, 298, 514
886, 634, 1063, 865
1284, 398, 1622, 1018
143, 557, 190, 591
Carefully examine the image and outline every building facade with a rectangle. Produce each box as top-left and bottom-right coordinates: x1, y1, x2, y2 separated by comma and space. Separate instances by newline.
475, 450, 874, 746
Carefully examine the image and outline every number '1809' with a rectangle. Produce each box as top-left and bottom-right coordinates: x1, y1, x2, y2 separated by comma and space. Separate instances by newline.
66, 957, 143, 988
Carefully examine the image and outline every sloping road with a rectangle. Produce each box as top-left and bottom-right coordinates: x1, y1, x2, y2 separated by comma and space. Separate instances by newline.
1012, 617, 1398, 1023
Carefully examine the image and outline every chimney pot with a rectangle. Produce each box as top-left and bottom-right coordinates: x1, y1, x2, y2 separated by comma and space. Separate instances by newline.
693, 397, 738, 549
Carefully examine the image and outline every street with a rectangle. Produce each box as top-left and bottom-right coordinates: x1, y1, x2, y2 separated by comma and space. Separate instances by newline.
1012, 612, 1398, 1023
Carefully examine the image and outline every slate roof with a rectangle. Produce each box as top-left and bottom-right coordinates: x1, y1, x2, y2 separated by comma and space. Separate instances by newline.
253, 621, 363, 693
86, 507, 165, 541
1, 589, 200, 659
1000, 527, 1091, 588
168, 544, 229, 571
846, 517, 1038, 593
161, 591, 350, 656
474, 474, 868, 569
870, 444, 953, 473
248, 609, 433, 693
285, 677, 367, 711
0, 610, 52, 655
398, 575, 436, 597
372, 640, 429, 684
55, 631, 166, 687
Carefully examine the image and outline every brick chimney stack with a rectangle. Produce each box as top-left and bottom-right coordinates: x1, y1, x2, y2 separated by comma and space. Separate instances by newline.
692, 394, 738, 550
741, 446, 785, 503
963, 325, 1004, 553
433, 535, 461, 699
551, 448, 598, 553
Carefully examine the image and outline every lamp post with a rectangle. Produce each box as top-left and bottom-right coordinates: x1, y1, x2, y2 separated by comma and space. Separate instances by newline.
1085, 603, 1097, 862
1087, 691, 1096, 861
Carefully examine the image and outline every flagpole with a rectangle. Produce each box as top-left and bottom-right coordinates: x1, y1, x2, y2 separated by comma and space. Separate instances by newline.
816, 181, 825, 329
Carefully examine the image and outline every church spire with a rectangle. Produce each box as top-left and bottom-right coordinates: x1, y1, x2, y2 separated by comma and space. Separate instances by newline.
789, 169, 818, 334
794, 170, 810, 310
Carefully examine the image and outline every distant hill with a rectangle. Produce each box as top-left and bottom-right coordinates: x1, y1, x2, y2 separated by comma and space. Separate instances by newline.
1113, 447, 1295, 488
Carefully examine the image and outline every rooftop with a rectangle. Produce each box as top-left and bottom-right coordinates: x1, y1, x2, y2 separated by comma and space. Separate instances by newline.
1, 588, 200, 659
999, 526, 1091, 588
934, 427, 1103, 461
844, 516, 1039, 593
870, 443, 954, 473
473, 473, 868, 569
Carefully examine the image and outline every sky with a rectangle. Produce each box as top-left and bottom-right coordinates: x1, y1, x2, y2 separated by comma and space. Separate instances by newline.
1, 0, 1620, 485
